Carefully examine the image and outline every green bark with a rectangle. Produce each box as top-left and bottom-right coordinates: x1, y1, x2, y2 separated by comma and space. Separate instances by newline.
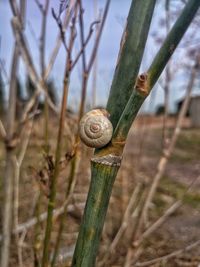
147, 0, 200, 90
113, 0, 200, 143
107, 0, 156, 130
71, 1, 200, 267
71, 160, 120, 267
71, 1, 156, 266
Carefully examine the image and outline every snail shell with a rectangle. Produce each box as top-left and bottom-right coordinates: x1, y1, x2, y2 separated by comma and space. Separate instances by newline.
79, 109, 113, 148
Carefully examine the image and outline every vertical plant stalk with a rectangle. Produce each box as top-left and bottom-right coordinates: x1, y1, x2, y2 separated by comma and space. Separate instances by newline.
0, 1, 26, 265
9, 0, 59, 121
78, 0, 111, 120
10, 0, 26, 231
147, 0, 200, 90
125, 60, 199, 266
91, 0, 99, 108
77, 0, 88, 121
123, 191, 149, 267
111, 0, 200, 145
98, 182, 143, 267
162, 0, 171, 149
11, 16, 58, 120
44, 0, 77, 80
106, 0, 156, 129
41, 5, 78, 266
33, 192, 43, 267
39, 0, 50, 153
41, 76, 70, 267
51, 156, 80, 267
51, 1, 110, 263
0, 33, 19, 267
110, 1, 200, 262
13, 121, 33, 267
138, 59, 199, 230
71, 1, 156, 266
71, 1, 200, 267
71, 160, 121, 267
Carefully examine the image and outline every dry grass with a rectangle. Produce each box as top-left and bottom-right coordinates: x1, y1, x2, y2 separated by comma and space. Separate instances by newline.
0, 114, 200, 266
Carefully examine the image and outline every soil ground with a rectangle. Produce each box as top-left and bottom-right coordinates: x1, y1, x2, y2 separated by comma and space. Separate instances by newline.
0, 114, 200, 267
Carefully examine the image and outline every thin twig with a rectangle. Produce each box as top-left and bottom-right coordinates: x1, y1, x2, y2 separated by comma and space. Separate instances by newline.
0, 119, 6, 139
52, 7, 69, 52
13, 120, 33, 267
71, 19, 100, 70
0, 59, 9, 83
41, 4, 79, 266
134, 239, 200, 267
0, 202, 85, 242
123, 58, 200, 267
0, 6, 20, 264
140, 59, 199, 228
38, 0, 50, 153
128, 175, 200, 266
10, 14, 58, 120
91, 0, 99, 107
162, 0, 171, 150
44, 0, 77, 80
34, 0, 44, 13
51, 155, 80, 267
87, 0, 111, 72
78, 0, 110, 119
99, 183, 143, 267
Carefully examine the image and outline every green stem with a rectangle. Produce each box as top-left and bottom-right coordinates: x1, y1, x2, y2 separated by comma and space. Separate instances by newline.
44, 82, 49, 154
41, 4, 78, 264
147, 0, 200, 90
114, 0, 200, 143
113, 90, 145, 143
41, 77, 69, 267
71, 161, 120, 267
71, 1, 200, 267
51, 156, 77, 267
33, 192, 42, 267
106, 0, 156, 129
71, 1, 156, 266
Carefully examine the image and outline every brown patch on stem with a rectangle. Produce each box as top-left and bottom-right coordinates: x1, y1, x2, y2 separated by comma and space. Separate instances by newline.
135, 73, 149, 96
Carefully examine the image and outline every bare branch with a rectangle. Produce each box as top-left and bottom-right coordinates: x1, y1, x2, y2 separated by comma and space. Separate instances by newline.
52, 7, 69, 52
34, 0, 44, 13
11, 16, 58, 121
87, 0, 111, 72
44, 0, 77, 80
0, 202, 85, 242
135, 239, 200, 267
71, 19, 100, 69
138, 57, 199, 228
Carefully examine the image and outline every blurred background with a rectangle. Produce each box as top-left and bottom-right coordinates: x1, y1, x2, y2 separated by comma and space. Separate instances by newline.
0, 0, 200, 266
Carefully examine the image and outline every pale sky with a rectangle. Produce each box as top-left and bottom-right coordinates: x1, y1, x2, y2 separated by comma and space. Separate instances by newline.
0, 0, 199, 113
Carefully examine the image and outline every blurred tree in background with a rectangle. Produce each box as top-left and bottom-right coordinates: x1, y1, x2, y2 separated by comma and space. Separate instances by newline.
0, 71, 5, 115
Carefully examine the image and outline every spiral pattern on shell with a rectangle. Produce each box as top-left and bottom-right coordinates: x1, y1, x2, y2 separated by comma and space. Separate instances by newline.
79, 109, 113, 148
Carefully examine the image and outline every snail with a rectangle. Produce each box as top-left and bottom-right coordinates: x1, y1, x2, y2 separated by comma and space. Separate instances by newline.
79, 109, 113, 148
